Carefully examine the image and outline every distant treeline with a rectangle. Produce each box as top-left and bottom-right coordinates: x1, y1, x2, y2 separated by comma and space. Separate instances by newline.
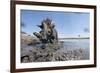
58, 37, 90, 40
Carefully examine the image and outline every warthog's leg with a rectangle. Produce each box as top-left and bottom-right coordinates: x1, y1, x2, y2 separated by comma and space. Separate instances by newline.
33, 32, 42, 39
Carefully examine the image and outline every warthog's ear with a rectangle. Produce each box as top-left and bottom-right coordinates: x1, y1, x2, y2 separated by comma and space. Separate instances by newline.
51, 24, 55, 28
37, 25, 43, 29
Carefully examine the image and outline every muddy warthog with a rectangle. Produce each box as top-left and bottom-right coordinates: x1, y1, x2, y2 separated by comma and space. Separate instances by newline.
33, 18, 58, 44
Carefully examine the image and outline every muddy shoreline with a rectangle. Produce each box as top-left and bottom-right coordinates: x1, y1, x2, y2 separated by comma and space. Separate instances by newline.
21, 33, 89, 63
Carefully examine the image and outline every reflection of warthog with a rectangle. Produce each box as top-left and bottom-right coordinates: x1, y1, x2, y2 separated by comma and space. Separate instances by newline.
33, 18, 58, 44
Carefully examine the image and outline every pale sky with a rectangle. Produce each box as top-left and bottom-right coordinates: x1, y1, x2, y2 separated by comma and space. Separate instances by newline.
21, 10, 90, 38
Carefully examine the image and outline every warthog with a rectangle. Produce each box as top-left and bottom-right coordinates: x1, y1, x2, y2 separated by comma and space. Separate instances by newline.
33, 18, 58, 44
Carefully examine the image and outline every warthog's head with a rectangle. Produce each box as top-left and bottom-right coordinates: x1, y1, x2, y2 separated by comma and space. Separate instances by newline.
38, 18, 55, 36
